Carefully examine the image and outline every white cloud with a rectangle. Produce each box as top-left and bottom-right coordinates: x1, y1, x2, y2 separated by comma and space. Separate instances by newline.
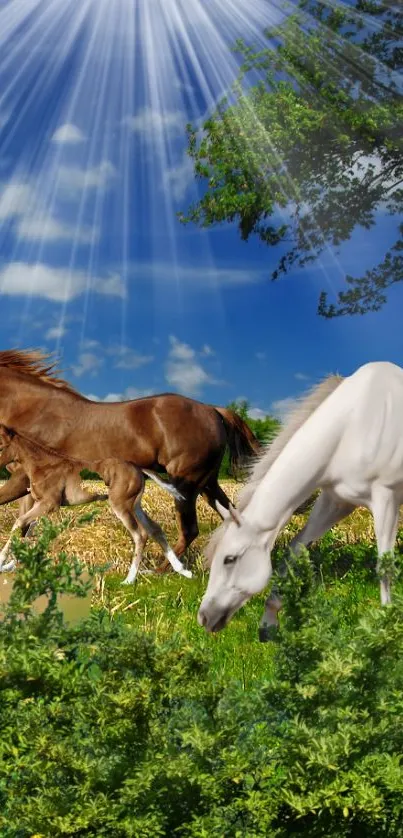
51, 123, 86, 144
17, 216, 98, 244
201, 344, 215, 357
124, 386, 154, 400
106, 345, 154, 370
0, 178, 99, 243
72, 353, 103, 378
165, 336, 217, 397
123, 107, 185, 137
351, 152, 401, 194
92, 272, 124, 297
270, 397, 299, 422
169, 338, 195, 362
248, 407, 268, 420
294, 372, 310, 381
45, 325, 67, 340
0, 183, 35, 220
87, 386, 154, 402
57, 160, 116, 196
0, 263, 125, 302
131, 261, 263, 287
82, 338, 101, 350
163, 153, 194, 201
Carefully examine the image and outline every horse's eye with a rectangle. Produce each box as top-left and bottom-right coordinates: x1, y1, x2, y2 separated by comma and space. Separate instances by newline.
223, 555, 237, 566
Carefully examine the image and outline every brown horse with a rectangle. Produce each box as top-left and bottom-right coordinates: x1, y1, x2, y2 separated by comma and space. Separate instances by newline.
0, 349, 260, 566
0, 424, 192, 582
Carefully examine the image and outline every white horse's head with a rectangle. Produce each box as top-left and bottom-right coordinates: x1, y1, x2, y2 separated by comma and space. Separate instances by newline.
198, 502, 272, 632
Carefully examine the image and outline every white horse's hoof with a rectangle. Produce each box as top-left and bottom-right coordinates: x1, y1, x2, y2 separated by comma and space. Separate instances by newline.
180, 568, 193, 579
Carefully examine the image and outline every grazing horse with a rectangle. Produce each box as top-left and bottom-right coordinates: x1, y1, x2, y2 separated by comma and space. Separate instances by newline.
0, 350, 260, 567
198, 362, 403, 635
0, 425, 192, 583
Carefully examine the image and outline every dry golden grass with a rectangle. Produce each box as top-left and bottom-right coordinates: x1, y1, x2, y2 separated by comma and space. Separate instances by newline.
0, 479, 382, 578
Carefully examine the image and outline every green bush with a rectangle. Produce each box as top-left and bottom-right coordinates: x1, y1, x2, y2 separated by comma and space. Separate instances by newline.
1, 528, 403, 836
273, 526, 403, 585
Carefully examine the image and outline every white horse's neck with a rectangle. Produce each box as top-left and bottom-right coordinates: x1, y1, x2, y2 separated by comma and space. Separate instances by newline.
241, 375, 353, 545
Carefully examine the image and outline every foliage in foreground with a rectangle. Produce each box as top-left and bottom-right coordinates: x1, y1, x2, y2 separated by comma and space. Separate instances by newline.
1, 522, 403, 836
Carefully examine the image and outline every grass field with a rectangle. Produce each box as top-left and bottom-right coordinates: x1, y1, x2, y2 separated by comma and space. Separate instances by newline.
0, 478, 393, 684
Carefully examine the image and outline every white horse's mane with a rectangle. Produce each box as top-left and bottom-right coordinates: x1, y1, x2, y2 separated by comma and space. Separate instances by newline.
205, 372, 344, 566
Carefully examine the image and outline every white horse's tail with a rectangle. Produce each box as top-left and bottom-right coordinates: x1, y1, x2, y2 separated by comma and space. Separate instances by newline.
142, 469, 184, 502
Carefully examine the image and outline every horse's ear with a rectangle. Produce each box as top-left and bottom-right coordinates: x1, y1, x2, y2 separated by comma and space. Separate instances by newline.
229, 504, 243, 527
216, 501, 244, 527
216, 501, 231, 520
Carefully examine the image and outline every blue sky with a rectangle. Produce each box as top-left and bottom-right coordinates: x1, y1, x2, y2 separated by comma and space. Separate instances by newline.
0, 0, 401, 421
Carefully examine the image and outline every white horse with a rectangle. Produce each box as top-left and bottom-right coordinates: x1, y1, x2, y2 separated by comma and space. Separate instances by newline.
198, 361, 403, 635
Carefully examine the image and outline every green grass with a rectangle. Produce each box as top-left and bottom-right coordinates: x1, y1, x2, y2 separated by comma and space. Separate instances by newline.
94, 568, 395, 686
2, 478, 402, 687
96, 571, 276, 685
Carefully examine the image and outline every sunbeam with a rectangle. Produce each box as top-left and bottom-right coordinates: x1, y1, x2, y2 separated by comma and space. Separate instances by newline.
0, 0, 400, 397
0, 0, 287, 353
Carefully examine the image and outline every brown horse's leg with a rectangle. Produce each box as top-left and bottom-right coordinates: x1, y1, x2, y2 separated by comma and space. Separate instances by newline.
155, 486, 200, 574
0, 496, 59, 571
18, 495, 36, 537
202, 477, 231, 518
0, 469, 30, 505
0, 471, 33, 539
110, 501, 148, 585
64, 474, 108, 505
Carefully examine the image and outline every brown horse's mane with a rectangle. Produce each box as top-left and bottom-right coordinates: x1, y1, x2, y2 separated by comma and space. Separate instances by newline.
0, 349, 78, 394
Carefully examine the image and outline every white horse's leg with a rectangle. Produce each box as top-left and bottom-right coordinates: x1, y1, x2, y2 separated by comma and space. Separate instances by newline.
134, 504, 192, 579
259, 491, 354, 641
370, 486, 399, 606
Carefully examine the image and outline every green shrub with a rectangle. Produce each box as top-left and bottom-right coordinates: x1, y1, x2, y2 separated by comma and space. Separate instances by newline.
1, 529, 403, 836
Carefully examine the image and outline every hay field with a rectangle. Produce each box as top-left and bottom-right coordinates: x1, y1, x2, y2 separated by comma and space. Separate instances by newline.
0, 479, 377, 579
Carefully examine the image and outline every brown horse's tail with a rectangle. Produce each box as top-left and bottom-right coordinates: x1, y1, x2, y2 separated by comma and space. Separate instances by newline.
214, 407, 262, 475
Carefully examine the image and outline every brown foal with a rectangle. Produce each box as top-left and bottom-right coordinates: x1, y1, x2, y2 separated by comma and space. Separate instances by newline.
0, 425, 192, 583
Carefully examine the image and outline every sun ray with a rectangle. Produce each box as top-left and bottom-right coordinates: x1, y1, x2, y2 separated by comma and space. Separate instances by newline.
0, 0, 397, 357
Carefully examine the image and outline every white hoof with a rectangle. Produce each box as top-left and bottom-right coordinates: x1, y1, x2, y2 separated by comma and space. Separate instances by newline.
122, 573, 137, 585
0, 553, 9, 571
1, 559, 16, 572
166, 550, 192, 578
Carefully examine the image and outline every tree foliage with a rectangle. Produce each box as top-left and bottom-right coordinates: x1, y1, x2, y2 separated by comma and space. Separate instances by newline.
179, 0, 403, 316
